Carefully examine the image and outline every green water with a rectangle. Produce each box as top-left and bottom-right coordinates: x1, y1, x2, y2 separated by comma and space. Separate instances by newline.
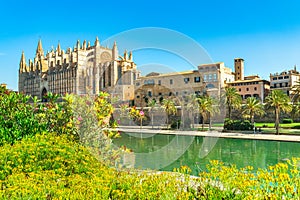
113, 132, 300, 176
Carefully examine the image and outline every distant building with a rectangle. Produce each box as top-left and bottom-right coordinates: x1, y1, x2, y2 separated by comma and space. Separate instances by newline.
134, 70, 203, 107
134, 62, 234, 107
0, 83, 7, 89
18, 38, 140, 101
226, 58, 270, 102
198, 62, 235, 97
270, 66, 300, 97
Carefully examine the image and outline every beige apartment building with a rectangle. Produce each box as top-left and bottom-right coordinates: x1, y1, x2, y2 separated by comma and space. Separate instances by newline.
134, 70, 203, 107
227, 75, 270, 102
226, 58, 270, 102
270, 66, 300, 97
134, 62, 235, 107
198, 62, 235, 97
18, 38, 140, 101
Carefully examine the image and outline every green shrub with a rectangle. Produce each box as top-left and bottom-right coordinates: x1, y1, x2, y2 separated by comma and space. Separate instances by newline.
170, 120, 180, 129
0, 134, 195, 199
224, 118, 253, 131
282, 118, 293, 124
0, 86, 43, 145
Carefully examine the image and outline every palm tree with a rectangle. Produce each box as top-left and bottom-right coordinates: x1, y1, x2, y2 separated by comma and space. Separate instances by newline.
223, 87, 242, 120
242, 97, 265, 127
265, 90, 292, 135
291, 80, 300, 103
162, 98, 177, 129
197, 95, 218, 131
148, 99, 157, 129
187, 94, 199, 129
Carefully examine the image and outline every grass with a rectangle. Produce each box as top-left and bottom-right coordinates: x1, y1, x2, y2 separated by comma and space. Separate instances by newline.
254, 122, 300, 128
213, 122, 300, 129
212, 122, 300, 135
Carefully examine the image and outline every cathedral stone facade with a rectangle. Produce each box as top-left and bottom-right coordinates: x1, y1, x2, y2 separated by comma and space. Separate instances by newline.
18, 38, 140, 101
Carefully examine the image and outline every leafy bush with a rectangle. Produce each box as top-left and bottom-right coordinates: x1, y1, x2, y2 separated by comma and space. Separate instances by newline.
0, 134, 196, 199
224, 118, 253, 131
0, 86, 43, 145
282, 118, 293, 124
0, 85, 78, 145
199, 159, 300, 199
67, 92, 121, 165
170, 120, 180, 129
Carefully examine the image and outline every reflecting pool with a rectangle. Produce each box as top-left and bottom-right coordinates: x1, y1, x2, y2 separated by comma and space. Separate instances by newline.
113, 132, 300, 176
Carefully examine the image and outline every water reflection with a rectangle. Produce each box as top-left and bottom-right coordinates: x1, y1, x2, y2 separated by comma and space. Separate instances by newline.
114, 133, 300, 176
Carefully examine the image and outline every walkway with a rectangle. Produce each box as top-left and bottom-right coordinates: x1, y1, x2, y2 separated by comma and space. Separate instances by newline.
117, 126, 300, 142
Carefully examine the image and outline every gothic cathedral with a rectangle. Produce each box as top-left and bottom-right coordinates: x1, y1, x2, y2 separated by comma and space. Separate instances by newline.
18, 37, 140, 101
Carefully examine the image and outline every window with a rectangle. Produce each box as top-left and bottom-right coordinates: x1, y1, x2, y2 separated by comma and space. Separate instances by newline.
170, 79, 173, 84
246, 88, 249, 91
213, 74, 217, 80
274, 84, 277, 88
285, 82, 288, 87
279, 83, 282, 87
136, 95, 140, 98
194, 77, 201, 82
159, 92, 162, 95
176, 92, 178, 96
144, 79, 155, 85
279, 76, 283, 80
284, 76, 289, 79
148, 91, 152, 97
239, 88, 241, 92
169, 92, 172, 96
208, 74, 212, 80
204, 75, 207, 81
158, 80, 161, 85
184, 77, 190, 83
254, 87, 257, 91
273, 77, 278, 80
64, 58, 66, 64
136, 82, 140, 86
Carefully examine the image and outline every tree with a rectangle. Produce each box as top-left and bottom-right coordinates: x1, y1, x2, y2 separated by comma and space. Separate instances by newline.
265, 90, 292, 135
242, 97, 265, 126
291, 81, 300, 119
223, 87, 242, 120
187, 94, 199, 129
148, 99, 157, 129
162, 98, 177, 129
291, 80, 300, 103
197, 95, 218, 131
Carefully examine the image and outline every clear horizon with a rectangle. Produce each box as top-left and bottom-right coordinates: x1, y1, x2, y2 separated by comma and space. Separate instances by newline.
1, 0, 300, 90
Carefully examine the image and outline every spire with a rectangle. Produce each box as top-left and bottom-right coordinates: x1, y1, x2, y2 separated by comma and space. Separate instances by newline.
95, 36, 100, 46
129, 51, 133, 61
112, 41, 118, 60
113, 41, 117, 49
36, 39, 44, 55
87, 41, 91, 48
57, 42, 61, 54
124, 50, 128, 60
29, 59, 33, 71
19, 51, 26, 73
83, 40, 87, 50
76, 40, 80, 50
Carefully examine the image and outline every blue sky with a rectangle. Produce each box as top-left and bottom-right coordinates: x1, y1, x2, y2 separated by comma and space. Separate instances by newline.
1, 0, 300, 90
